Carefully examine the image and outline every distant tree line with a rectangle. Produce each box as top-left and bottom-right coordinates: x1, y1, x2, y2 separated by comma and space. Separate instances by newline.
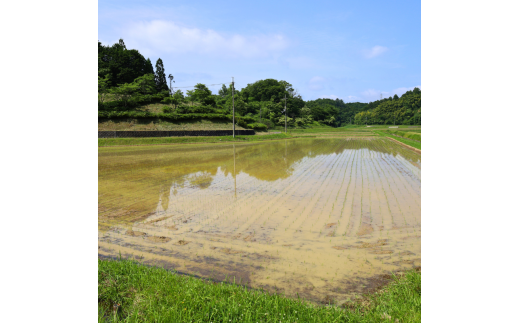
353, 88, 421, 125
98, 40, 420, 128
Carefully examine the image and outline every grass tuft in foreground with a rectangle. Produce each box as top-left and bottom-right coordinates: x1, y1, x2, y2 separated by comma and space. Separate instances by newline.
98, 258, 420, 322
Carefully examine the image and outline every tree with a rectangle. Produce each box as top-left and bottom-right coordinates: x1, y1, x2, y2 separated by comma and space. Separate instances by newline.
300, 107, 313, 124
98, 39, 152, 87
133, 74, 156, 95
353, 89, 421, 125
325, 115, 336, 125
218, 84, 230, 98
161, 96, 178, 108
110, 82, 139, 109
162, 89, 184, 109
154, 58, 169, 92
144, 58, 154, 75
98, 74, 111, 105
393, 94, 399, 100
172, 89, 185, 102
191, 83, 215, 106
278, 116, 293, 126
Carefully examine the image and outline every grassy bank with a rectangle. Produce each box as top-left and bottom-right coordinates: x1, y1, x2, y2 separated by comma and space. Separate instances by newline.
98, 133, 291, 147
373, 130, 421, 150
383, 130, 421, 142
99, 258, 421, 322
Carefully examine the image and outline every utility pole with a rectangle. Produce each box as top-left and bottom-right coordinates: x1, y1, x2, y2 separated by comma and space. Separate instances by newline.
168, 74, 175, 96
233, 143, 236, 198
284, 94, 287, 134
232, 77, 235, 138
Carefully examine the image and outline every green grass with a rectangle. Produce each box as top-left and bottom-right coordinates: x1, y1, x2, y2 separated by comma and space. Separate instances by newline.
99, 258, 421, 322
373, 130, 421, 150
382, 130, 421, 142
98, 133, 292, 147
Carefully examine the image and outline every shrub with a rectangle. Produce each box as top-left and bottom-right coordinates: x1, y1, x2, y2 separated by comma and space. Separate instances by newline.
162, 106, 173, 113
236, 118, 248, 129
98, 91, 170, 111
247, 123, 268, 131
175, 105, 223, 114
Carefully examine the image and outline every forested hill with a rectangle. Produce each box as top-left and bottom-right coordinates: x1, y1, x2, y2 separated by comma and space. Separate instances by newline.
304, 99, 370, 126
98, 39, 420, 127
353, 88, 421, 125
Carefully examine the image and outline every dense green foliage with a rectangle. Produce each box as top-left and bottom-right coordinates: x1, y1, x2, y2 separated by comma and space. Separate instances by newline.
355, 88, 421, 125
98, 40, 422, 129
304, 99, 373, 126
98, 40, 152, 87
98, 258, 421, 322
154, 58, 169, 92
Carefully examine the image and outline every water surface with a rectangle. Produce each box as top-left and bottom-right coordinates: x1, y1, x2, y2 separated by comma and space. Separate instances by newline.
98, 138, 421, 304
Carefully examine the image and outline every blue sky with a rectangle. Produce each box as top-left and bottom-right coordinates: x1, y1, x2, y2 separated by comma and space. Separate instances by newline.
99, 0, 421, 103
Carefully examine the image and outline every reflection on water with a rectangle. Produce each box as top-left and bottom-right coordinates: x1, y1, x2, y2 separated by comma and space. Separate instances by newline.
99, 138, 421, 304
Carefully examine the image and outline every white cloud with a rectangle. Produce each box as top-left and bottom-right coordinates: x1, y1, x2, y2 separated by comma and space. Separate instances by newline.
308, 76, 326, 91
364, 45, 388, 59
122, 20, 288, 59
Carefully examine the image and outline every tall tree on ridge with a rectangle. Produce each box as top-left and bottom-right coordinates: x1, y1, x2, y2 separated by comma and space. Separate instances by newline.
154, 58, 169, 92
145, 58, 154, 75
98, 39, 150, 87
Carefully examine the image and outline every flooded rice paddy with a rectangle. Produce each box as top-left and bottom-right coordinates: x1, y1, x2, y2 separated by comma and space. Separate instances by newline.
98, 138, 421, 304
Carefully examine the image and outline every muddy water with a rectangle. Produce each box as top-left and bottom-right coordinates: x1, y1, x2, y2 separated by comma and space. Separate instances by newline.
98, 138, 421, 304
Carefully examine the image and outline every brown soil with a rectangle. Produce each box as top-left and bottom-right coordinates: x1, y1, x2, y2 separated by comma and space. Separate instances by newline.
356, 223, 374, 236
220, 248, 244, 254
176, 240, 189, 245
146, 216, 172, 224
126, 230, 147, 237
166, 225, 178, 231
147, 236, 172, 243
325, 223, 337, 228
355, 240, 388, 249
369, 249, 393, 254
